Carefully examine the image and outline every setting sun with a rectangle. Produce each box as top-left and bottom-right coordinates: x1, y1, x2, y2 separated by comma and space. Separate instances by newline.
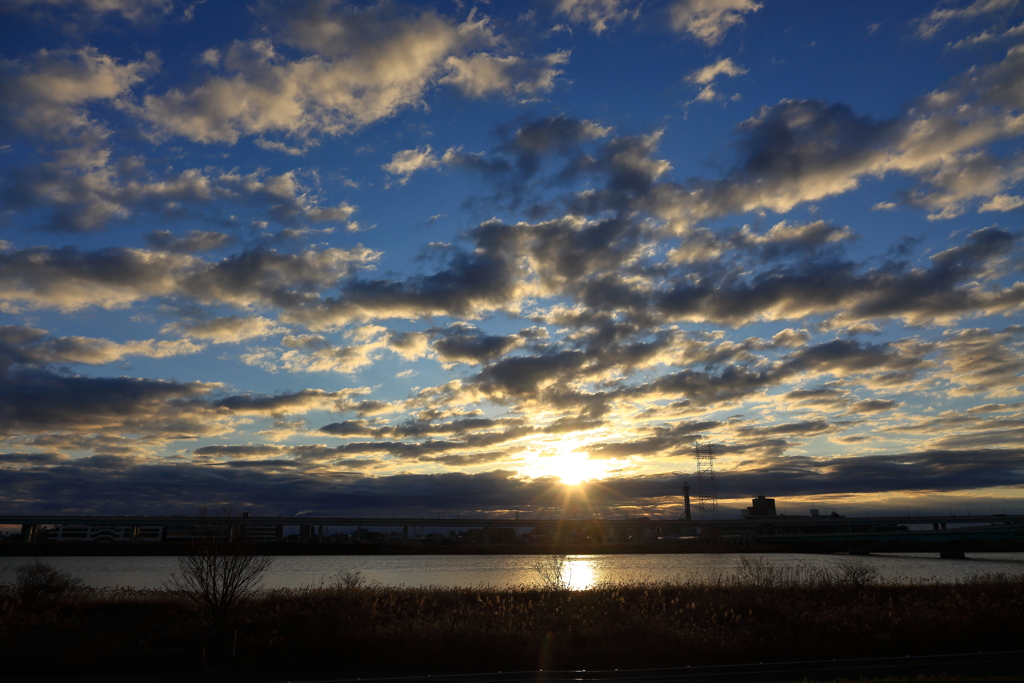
520, 437, 613, 485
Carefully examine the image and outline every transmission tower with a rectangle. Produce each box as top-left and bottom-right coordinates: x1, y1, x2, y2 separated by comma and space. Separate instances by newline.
692, 442, 718, 522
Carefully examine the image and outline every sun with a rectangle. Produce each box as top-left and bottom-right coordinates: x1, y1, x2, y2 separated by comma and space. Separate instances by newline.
520, 436, 613, 485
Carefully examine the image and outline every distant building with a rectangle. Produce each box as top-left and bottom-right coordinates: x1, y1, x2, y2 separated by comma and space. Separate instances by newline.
487, 527, 517, 544
745, 496, 777, 517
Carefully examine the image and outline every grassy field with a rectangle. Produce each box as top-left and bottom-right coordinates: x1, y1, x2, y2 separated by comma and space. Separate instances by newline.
1, 557, 1021, 680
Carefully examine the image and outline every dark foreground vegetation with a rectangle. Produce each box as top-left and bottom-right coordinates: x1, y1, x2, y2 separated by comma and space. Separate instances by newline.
1, 558, 1021, 680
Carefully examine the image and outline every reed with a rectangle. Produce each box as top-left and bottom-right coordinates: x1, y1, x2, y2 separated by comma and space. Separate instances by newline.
1, 559, 1020, 677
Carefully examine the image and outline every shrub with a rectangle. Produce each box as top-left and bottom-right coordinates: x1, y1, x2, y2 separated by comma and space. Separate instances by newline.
534, 554, 571, 590
734, 556, 778, 587
833, 557, 880, 587
14, 561, 83, 601
13, 561, 84, 602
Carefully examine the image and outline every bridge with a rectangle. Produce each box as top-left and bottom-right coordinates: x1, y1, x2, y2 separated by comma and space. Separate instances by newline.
4, 512, 1023, 556
4, 512, 1021, 528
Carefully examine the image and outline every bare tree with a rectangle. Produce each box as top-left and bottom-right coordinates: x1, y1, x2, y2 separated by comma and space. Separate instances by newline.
166, 508, 274, 645
534, 554, 571, 590
13, 561, 84, 602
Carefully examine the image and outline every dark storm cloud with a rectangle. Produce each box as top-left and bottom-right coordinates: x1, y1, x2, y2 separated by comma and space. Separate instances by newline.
222, 459, 306, 469
715, 448, 1024, 500
668, 220, 854, 266
441, 334, 935, 421
317, 209, 649, 330
734, 420, 837, 438
0, 324, 47, 372
430, 323, 528, 364
495, 114, 611, 178
783, 386, 850, 408
394, 115, 611, 207
474, 350, 589, 399
783, 338, 932, 377
4, 445, 1022, 516
0, 323, 201, 369
642, 46, 1024, 220
587, 420, 722, 458
848, 399, 900, 414
968, 402, 1024, 414
145, 229, 233, 253
315, 425, 534, 462
319, 414, 591, 448
0, 451, 66, 465
936, 325, 1024, 396
524, 216, 649, 292
0, 243, 378, 312
653, 226, 1022, 327
193, 444, 286, 458
0, 368, 217, 436
464, 48, 1024, 240
2, 0, 184, 25
367, 112, 1024, 333
714, 99, 900, 211
388, 416, 525, 439
0, 43, 356, 232
618, 364, 782, 406
582, 448, 1024, 504
0, 350, 376, 450
9, 130, 1013, 336
180, 245, 379, 309
883, 411, 1024, 439
0, 465, 564, 516
318, 420, 376, 437
286, 237, 527, 328
214, 388, 363, 416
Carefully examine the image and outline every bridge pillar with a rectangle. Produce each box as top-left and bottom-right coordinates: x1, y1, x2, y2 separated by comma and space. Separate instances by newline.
940, 550, 966, 559
20, 524, 37, 542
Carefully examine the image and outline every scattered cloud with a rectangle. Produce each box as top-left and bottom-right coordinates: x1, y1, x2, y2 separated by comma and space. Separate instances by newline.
139, 5, 567, 145
669, 0, 762, 45
916, 0, 1019, 39
553, 0, 641, 35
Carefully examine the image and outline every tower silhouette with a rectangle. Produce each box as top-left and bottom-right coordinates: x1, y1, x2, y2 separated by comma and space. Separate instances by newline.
692, 442, 718, 522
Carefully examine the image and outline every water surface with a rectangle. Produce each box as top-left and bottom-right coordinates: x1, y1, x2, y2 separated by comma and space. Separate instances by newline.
3, 552, 1022, 590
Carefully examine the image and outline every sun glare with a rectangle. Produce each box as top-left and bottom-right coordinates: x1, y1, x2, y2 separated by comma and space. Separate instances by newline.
521, 436, 613, 485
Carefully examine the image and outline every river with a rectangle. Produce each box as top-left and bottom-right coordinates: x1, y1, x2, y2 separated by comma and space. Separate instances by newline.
3, 552, 1023, 590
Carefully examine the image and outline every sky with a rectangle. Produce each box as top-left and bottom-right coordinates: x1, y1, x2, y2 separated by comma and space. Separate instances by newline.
1, 0, 1023, 522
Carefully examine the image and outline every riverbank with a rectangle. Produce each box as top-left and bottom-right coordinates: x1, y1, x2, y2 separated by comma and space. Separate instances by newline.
2, 559, 1020, 680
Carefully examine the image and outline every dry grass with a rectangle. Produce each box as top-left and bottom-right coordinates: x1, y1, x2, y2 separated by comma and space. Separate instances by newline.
1, 559, 1020, 677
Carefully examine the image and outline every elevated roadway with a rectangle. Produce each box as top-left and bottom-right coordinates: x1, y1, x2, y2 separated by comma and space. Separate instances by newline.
3, 512, 1021, 531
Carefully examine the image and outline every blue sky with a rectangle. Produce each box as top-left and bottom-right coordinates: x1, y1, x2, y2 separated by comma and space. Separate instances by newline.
1, 0, 1023, 520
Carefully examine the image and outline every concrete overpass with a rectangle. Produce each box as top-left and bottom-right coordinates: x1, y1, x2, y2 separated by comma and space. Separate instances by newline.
4, 511, 1023, 545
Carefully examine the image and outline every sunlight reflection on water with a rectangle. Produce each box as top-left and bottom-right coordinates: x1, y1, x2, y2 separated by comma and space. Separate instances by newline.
565, 556, 598, 590
3, 551, 1022, 590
